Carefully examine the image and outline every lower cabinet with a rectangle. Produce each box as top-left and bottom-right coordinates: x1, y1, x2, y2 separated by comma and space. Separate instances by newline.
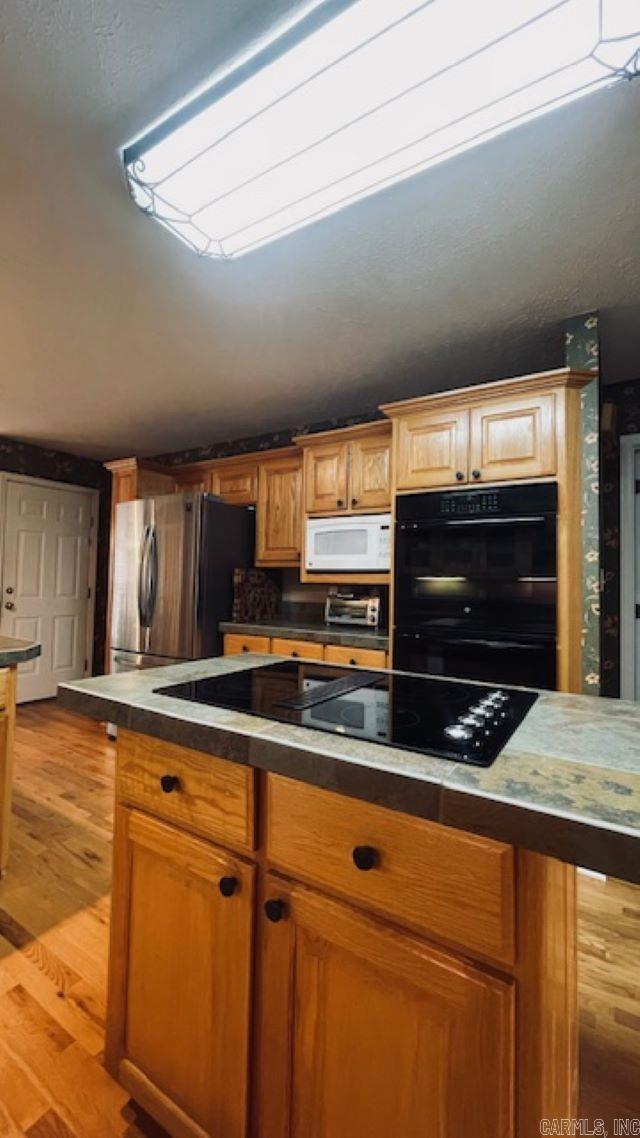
255, 875, 515, 1138
222, 632, 387, 668
106, 807, 254, 1138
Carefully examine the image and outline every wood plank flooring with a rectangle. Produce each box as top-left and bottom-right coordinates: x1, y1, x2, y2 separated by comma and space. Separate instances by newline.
0, 700, 637, 1135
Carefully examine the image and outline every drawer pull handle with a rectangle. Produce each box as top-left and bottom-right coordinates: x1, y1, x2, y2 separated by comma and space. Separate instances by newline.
160, 774, 180, 794
291, 650, 299, 658
264, 898, 287, 923
349, 658, 357, 666
219, 876, 239, 898
241, 645, 249, 653
352, 845, 379, 871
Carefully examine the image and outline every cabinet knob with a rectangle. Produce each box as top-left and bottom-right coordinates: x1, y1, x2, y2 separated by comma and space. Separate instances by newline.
264, 898, 287, 923
291, 650, 299, 658
241, 645, 249, 653
160, 774, 180, 794
349, 658, 357, 666
455, 471, 464, 481
219, 876, 239, 898
351, 497, 358, 507
336, 499, 344, 508
471, 469, 481, 480
352, 845, 379, 871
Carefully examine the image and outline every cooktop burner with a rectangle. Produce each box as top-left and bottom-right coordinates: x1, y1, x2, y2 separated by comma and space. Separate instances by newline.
155, 661, 538, 767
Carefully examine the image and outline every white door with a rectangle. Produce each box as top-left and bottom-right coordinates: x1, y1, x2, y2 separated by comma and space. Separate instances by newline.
0, 478, 95, 702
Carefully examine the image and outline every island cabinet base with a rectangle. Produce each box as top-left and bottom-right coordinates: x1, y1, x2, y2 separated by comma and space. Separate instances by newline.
0, 666, 18, 876
106, 731, 577, 1138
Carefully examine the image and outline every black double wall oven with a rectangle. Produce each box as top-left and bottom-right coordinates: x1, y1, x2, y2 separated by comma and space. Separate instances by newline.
394, 483, 558, 690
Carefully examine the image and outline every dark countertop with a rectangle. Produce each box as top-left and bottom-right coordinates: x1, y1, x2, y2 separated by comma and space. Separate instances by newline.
219, 619, 389, 651
0, 637, 41, 668
58, 654, 640, 885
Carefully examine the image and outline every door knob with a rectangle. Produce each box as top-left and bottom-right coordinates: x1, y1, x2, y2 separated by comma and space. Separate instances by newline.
4, 602, 15, 611
219, 876, 239, 898
264, 898, 287, 923
5, 586, 14, 595
352, 845, 379, 871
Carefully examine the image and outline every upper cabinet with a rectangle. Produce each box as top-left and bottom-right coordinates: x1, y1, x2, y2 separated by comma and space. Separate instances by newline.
380, 372, 580, 492
256, 452, 303, 566
210, 459, 258, 505
295, 423, 391, 514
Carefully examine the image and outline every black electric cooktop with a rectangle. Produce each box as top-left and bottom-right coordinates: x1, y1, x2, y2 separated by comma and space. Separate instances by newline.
155, 661, 538, 767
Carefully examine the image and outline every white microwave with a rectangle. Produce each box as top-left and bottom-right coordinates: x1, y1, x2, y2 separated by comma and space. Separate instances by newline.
305, 513, 391, 572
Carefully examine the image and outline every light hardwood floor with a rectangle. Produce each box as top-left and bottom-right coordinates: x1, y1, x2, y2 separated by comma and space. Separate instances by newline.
0, 701, 637, 1136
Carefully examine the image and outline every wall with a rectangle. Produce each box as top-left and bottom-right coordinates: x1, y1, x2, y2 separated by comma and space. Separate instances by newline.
600, 380, 640, 697
0, 437, 110, 675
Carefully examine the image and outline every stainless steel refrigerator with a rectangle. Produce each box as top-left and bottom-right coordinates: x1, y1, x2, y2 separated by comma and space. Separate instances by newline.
110, 492, 254, 678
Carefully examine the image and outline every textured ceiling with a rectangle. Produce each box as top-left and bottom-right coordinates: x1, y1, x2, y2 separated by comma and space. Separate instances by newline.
1, 1, 639, 460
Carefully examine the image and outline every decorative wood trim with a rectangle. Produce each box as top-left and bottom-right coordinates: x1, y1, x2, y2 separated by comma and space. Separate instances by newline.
380, 368, 594, 418
293, 420, 390, 447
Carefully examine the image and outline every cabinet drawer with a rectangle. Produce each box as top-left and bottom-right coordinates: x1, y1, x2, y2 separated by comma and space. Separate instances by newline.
211, 462, 257, 504
270, 638, 324, 661
224, 633, 271, 656
266, 775, 515, 965
116, 730, 255, 852
323, 644, 387, 669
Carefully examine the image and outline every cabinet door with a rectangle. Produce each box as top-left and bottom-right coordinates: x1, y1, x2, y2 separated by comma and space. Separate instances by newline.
256, 457, 302, 565
395, 409, 469, 490
304, 442, 348, 512
348, 436, 391, 510
106, 808, 254, 1138
255, 878, 514, 1138
173, 466, 210, 493
211, 462, 257, 504
469, 393, 556, 482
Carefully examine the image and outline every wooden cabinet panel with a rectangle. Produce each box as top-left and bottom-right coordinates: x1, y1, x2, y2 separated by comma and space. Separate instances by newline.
0, 668, 9, 712
323, 644, 386, 669
270, 637, 324, 661
348, 435, 390, 510
173, 467, 211, 493
210, 462, 257, 505
256, 456, 302, 565
254, 877, 514, 1138
266, 775, 515, 964
116, 729, 256, 853
469, 393, 557, 482
0, 667, 16, 873
304, 442, 348, 513
107, 808, 254, 1138
395, 408, 469, 490
223, 633, 270, 656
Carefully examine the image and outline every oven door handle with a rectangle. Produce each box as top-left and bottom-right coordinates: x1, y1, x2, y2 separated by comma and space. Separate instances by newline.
398, 516, 547, 531
449, 637, 545, 650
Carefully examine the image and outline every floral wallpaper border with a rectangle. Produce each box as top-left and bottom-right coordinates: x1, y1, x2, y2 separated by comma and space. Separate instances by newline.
564, 313, 600, 695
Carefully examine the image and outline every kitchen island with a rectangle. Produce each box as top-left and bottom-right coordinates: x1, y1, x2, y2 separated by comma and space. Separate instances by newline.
58, 654, 640, 1138
0, 636, 41, 874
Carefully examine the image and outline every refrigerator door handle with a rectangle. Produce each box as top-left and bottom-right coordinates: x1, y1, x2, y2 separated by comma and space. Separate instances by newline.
147, 525, 158, 627
138, 525, 152, 628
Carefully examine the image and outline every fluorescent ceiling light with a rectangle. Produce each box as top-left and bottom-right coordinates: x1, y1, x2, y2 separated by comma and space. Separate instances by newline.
124, 0, 640, 259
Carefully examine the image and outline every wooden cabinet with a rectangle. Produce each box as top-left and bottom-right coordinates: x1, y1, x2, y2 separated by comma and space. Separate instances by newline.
254, 876, 515, 1138
393, 407, 470, 490
296, 423, 391, 515
303, 440, 348, 513
210, 460, 258, 505
349, 431, 392, 510
106, 808, 254, 1138
266, 775, 515, 965
173, 465, 211, 493
270, 637, 324, 660
469, 392, 556, 482
223, 632, 271, 656
0, 666, 17, 873
323, 644, 386, 669
382, 373, 570, 492
256, 453, 302, 566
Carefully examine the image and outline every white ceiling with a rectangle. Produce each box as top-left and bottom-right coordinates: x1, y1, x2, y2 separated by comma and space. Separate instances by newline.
1, 1, 639, 460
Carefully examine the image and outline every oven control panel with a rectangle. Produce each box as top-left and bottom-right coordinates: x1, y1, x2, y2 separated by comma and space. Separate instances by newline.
438, 492, 500, 516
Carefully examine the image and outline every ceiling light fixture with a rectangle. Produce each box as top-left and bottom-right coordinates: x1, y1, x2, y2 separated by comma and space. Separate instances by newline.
123, 0, 640, 259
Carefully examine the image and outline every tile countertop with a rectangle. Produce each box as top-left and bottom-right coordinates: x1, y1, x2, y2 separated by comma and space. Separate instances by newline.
219, 619, 389, 651
58, 654, 640, 886
0, 637, 41, 667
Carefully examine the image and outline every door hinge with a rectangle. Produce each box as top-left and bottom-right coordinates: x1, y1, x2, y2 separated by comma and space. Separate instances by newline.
636, 604, 640, 620
84, 658, 88, 671
635, 480, 640, 495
